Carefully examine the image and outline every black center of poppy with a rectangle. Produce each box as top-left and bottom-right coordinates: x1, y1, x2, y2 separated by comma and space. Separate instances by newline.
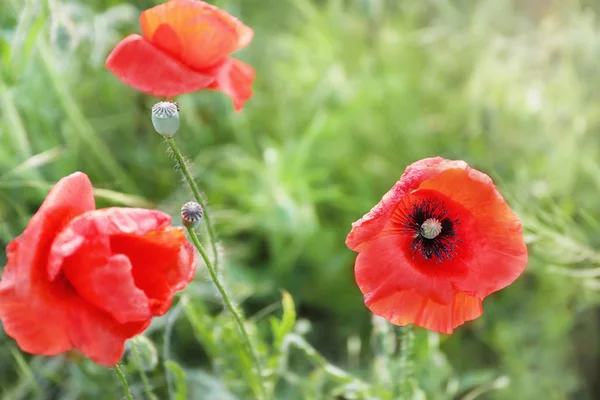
400, 198, 459, 263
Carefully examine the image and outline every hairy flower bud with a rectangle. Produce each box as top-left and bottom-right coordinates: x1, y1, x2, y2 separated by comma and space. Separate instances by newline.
128, 335, 158, 371
151, 101, 180, 137
181, 201, 203, 229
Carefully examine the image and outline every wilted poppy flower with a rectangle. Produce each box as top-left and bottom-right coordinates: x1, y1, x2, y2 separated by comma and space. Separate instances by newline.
105, 0, 254, 111
0, 172, 196, 365
346, 157, 527, 334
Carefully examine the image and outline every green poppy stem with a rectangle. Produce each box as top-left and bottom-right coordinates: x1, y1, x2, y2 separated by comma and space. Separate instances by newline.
398, 325, 415, 399
113, 364, 133, 400
165, 137, 220, 270
131, 341, 158, 400
186, 227, 266, 400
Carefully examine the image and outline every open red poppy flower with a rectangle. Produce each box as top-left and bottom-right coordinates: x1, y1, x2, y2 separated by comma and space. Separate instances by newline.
0, 172, 196, 365
346, 157, 528, 334
105, 0, 254, 111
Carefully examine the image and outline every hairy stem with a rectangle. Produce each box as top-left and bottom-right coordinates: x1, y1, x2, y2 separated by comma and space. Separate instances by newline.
113, 364, 133, 400
132, 341, 158, 400
398, 325, 415, 399
186, 227, 267, 399
165, 137, 220, 269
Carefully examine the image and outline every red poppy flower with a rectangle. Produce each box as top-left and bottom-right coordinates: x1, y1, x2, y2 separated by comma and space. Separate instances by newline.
346, 157, 528, 334
105, 0, 254, 111
0, 172, 196, 365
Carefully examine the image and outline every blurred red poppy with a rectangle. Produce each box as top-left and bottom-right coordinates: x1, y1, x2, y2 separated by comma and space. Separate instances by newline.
346, 157, 528, 334
105, 0, 254, 111
0, 172, 196, 366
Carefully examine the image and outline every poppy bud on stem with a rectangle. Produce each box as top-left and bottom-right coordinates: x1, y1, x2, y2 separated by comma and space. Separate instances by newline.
153, 102, 220, 271
181, 201, 204, 229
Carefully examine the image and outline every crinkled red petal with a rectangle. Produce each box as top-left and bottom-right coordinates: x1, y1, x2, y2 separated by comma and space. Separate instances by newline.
62, 250, 151, 324
48, 208, 174, 324
207, 58, 254, 111
183, 0, 254, 49
346, 157, 468, 252
0, 239, 74, 355
105, 34, 215, 97
0, 172, 94, 355
111, 227, 197, 316
355, 235, 456, 306
366, 288, 482, 334
48, 208, 172, 277
140, 0, 252, 70
68, 298, 150, 366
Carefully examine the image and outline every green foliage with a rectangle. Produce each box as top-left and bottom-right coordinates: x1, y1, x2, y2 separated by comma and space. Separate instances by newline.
1, 0, 600, 399
164, 361, 188, 400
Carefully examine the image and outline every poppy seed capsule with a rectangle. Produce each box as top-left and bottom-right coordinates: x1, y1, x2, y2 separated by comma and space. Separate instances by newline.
181, 201, 203, 228
420, 218, 442, 239
151, 101, 180, 137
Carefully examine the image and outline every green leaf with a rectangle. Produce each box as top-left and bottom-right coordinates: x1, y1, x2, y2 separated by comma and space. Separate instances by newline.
11, 15, 45, 78
273, 291, 296, 349
0, 38, 11, 82
164, 361, 187, 400
183, 300, 218, 357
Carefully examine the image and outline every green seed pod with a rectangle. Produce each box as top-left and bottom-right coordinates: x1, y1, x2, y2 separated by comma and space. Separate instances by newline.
128, 335, 158, 372
420, 218, 442, 239
181, 201, 203, 229
151, 101, 180, 137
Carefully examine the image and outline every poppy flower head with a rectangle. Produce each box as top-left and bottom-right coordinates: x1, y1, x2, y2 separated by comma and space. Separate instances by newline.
105, 0, 255, 111
0, 172, 197, 365
347, 157, 528, 334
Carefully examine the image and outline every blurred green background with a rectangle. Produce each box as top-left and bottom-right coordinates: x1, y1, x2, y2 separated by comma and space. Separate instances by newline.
1, 0, 600, 399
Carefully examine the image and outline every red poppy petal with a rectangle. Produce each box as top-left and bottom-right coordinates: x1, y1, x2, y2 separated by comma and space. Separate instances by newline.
0, 172, 94, 355
355, 235, 455, 306
61, 251, 151, 324
417, 168, 528, 297
48, 208, 173, 278
111, 228, 197, 316
367, 289, 482, 334
346, 158, 468, 252
186, 0, 254, 50
105, 34, 215, 97
37, 172, 95, 216
11, 172, 95, 288
48, 208, 193, 317
207, 58, 254, 111
0, 240, 73, 355
150, 23, 183, 60
0, 284, 73, 355
48, 208, 174, 322
140, 0, 251, 70
68, 298, 150, 366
